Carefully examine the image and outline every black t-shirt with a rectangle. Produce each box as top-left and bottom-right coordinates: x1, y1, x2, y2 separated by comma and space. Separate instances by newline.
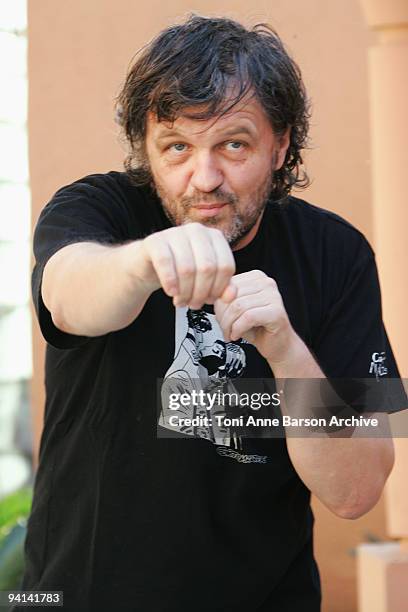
18, 171, 406, 612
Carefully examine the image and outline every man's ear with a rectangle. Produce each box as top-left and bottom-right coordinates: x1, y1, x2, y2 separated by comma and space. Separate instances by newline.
275, 127, 291, 170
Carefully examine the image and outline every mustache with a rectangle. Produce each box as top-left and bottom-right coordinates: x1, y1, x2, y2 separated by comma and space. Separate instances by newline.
180, 189, 238, 208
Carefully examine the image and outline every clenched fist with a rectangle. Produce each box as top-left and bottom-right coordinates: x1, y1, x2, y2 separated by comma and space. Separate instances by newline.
139, 223, 236, 309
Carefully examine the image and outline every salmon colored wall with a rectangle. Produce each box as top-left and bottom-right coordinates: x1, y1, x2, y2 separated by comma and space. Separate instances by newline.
27, 2, 393, 611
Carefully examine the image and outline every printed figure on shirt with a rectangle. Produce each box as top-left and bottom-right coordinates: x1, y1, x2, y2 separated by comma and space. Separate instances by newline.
159, 307, 246, 448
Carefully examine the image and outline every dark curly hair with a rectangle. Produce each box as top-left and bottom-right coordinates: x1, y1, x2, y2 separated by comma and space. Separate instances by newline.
115, 14, 311, 202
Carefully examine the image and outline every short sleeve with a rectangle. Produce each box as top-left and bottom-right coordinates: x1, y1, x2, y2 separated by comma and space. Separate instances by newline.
312, 237, 407, 414
31, 173, 130, 350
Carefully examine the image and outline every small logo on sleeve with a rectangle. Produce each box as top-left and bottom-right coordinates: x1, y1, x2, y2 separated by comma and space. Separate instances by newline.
369, 352, 388, 379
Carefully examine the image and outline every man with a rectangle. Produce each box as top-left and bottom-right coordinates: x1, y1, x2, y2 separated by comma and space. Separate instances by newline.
19, 14, 406, 612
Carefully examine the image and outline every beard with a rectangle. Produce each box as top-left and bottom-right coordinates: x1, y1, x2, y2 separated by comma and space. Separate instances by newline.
153, 169, 274, 248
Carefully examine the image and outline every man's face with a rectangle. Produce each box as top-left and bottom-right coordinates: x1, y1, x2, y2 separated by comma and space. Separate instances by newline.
145, 95, 290, 249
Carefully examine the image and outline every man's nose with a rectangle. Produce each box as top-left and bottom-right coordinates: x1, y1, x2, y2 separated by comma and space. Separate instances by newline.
189, 152, 223, 193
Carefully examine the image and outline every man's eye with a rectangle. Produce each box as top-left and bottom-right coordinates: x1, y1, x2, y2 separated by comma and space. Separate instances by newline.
169, 143, 187, 153
225, 141, 245, 151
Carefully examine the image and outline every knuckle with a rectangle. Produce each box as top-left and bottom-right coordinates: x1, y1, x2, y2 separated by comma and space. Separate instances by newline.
198, 262, 216, 277
218, 262, 235, 276
144, 233, 158, 249
167, 226, 185, 241
163, 226, 177, 238
232, 299, 244, 316
170, 224, 185, 232
155, 253, 171, 268
178, 265, 195, 277
161, 275, 177, 289
186, 222, 203, 233
241, 310, 254, 325
231, 322, 242, 338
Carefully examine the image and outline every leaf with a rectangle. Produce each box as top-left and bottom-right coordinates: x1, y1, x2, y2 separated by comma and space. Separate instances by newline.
0, 523, 26, 590
0, 488, 32, 548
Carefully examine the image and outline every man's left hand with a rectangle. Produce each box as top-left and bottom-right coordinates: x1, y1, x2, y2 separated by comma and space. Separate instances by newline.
215, 270, 297, 363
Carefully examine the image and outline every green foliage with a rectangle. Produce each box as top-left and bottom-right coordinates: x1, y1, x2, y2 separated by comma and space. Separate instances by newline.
0, 488, 32, 591
0, 523, 27, 590
0, 488, 32, 543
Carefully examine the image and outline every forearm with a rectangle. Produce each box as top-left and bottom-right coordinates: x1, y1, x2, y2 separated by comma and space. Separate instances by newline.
42, 240, 155, 337
268, 332, 394, 519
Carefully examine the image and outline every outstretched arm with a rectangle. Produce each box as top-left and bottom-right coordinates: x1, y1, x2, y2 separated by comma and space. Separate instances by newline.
42, 223, 236, 337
